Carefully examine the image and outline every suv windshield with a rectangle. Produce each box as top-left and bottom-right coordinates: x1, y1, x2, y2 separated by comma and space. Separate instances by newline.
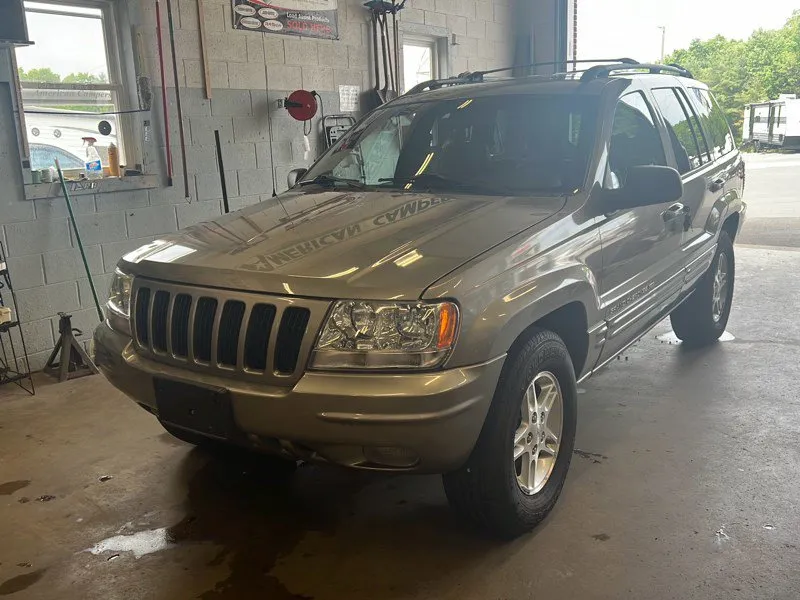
303, 94, 598, 195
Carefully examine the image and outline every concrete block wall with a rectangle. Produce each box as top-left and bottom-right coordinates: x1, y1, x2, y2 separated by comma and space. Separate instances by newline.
0, 0, 520, 372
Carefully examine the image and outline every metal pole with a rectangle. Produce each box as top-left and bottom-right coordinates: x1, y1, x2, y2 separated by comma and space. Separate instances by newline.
658, 26, 666, 63
165, 0, 191, 198
155, 0, 173, 186
572, 0, 578, 70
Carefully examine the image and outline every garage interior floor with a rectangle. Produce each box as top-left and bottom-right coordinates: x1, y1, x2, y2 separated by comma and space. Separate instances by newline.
3, 245, 798, 600
2, 157, 799, 600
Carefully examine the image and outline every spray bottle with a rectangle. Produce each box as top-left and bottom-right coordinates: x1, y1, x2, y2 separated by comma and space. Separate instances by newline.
82, 137, 103, 179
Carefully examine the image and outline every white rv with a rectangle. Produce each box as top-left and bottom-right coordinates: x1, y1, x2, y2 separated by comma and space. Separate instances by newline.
743, 94, 800, 151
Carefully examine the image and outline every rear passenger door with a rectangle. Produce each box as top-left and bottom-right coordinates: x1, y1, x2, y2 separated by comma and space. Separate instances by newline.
686, 86, 741, 232
596, 91, 685, 364
650, 86, 723, 279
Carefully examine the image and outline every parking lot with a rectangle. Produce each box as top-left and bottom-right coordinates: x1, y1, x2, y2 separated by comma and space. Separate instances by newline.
2, 153, 799, 600
738, 152, 800, 247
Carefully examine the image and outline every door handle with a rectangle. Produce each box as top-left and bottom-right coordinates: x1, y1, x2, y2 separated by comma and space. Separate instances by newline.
663, 202, 692, 231
663, 203, 688, 221
709, 178, 725, 192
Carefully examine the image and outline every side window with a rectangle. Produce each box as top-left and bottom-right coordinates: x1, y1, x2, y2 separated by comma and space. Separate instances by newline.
689, 88, 735, 158
652, 88, 705, 174
607, 92, 666, 187
675, 88, 711, 164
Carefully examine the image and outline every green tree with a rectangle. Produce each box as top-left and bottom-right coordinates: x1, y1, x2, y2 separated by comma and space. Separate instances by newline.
665, 11, 800, 138
62, 72, 108, 84
17, 67, 61, 83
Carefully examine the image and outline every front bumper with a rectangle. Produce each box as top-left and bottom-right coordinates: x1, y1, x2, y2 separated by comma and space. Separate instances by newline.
93, 322, 505, 473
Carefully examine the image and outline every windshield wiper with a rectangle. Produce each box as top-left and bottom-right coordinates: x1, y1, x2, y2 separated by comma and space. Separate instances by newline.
299, 174, 366, 190
379, 173, 461, 187
379, 173, 512, 194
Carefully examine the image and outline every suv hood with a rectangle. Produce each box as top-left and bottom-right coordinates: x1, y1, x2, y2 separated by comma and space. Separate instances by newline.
121, 189, 565, 300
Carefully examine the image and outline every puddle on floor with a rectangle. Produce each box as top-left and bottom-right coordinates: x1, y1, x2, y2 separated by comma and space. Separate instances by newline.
87, 528, 174, 559
657, 331, 735, 344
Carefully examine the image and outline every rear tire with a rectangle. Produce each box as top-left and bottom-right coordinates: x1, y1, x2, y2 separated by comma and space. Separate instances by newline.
443, 329, 578, 539
670, 231, 735, 346
160, 421, 298, 480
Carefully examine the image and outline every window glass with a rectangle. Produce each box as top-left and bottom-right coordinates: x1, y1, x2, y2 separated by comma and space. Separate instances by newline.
607, 92, 666, 186
333, 114, 406, 185
652, 88, 705, 174
308, 94, 599, 194
675, 88, 711, 163
689, 87, 735, 158
30, 143, 85, 170
15, 1, 124, 171
403, 43, 435, 93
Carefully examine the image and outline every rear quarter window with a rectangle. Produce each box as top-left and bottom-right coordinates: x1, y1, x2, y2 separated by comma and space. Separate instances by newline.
652, 88, 703, 175
688, 88, 736, 159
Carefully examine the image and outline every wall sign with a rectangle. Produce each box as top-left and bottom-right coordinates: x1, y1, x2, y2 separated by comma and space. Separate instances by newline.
232, 1, 338, 40
338, 85, 360, 113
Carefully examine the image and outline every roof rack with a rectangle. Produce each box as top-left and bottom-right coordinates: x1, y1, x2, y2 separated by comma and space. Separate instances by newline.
403, 59, 694, 96
405, 58, 640, 95
580, 62, 694, 81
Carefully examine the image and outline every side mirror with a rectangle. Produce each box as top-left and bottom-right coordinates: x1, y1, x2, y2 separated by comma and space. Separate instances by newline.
604, 165, 683, 212
287, 168, 308, 189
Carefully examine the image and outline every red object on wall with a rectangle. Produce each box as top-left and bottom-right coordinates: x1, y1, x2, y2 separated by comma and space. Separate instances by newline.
285, 90, 318, 122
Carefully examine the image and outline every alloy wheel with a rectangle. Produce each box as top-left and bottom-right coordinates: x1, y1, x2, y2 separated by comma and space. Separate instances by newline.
514, 371, 564, 495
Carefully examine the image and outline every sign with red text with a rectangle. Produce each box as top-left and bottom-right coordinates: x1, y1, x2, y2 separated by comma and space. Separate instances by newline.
232, 0, 338, 40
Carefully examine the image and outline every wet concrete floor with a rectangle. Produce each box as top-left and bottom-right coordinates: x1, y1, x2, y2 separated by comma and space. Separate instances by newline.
2, 246, 800, 599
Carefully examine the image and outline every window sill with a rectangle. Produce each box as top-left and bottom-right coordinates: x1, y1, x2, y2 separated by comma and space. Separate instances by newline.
23, 175, 159, 200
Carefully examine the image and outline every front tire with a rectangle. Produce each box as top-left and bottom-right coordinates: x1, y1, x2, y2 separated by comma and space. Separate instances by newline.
670, 231, 735, 346
443, 329, 578, 539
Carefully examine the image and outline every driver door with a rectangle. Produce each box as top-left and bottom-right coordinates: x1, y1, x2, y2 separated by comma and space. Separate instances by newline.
596, 91, 686, 364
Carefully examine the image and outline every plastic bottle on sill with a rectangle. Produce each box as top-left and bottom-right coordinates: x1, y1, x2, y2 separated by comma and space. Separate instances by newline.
107, 143, 120, 177
82, 137, 103, 179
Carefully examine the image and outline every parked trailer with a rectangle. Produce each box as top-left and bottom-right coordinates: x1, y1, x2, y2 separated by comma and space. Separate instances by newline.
743, 94, 800, 151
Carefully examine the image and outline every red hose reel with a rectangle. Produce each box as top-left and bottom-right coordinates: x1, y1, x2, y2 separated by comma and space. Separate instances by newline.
283, 89, 318, 122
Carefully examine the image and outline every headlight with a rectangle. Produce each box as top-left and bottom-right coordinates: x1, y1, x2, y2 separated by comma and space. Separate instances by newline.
311, 300, 459, 370
107, 269, 133, 318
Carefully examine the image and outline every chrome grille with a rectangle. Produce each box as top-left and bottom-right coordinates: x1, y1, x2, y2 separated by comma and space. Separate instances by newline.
131, 279, 328, 385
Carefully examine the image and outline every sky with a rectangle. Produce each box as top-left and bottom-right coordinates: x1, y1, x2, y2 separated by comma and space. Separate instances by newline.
16, 6, 108, 78
577, 0, 799, 63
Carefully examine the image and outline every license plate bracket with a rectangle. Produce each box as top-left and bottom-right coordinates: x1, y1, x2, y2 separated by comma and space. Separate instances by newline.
154, 378, 235, 440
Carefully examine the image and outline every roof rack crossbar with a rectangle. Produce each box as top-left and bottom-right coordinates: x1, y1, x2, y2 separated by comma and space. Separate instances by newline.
473, 57, 639, 78
580, 62, 694, 81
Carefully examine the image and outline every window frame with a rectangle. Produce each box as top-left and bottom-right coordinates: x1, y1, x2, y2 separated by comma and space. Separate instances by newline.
14, 0, 137, 174
401, 33, 449, 93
